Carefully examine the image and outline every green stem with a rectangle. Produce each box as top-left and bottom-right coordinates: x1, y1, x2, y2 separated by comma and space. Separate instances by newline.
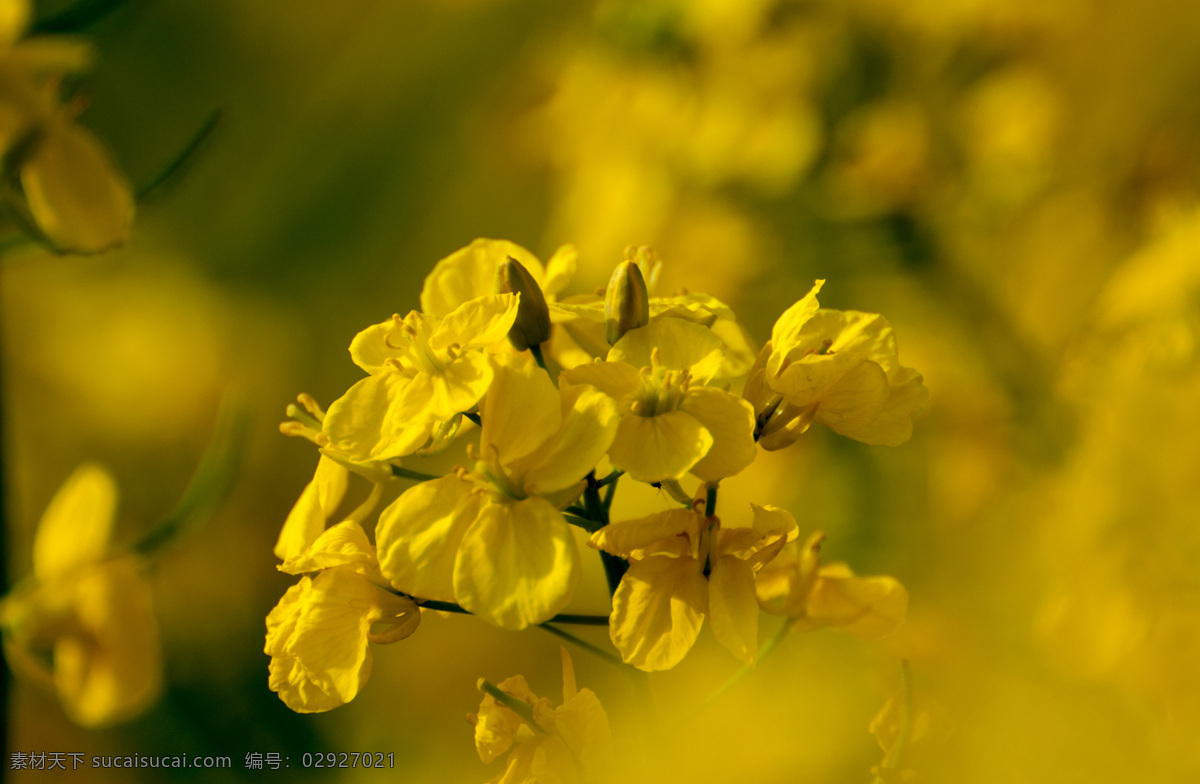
582, 473, 627, 596
697, 619, 793, 712
390, 465, 441, 483
529, 343, 555, 385
595, 470, 623, 488
872, 660, 916, 784
415, 599, 609, 626
136, 110, 223, 202
537, 624, 625, 668
480, 681, 547, 735
132, 402, 248, 556
704, 483, 718, 518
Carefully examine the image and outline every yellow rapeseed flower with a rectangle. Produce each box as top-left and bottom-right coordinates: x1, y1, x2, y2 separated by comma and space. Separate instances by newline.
322, 294, 519, 462
745, 280, 928, 450
0, 464, 160, 726
591, 503, 796, 671
469, 648, 613, 784
376, 355, 618, 630
563, 317, 756, 483
266, 521, 420, 713
756, 531, 908, 639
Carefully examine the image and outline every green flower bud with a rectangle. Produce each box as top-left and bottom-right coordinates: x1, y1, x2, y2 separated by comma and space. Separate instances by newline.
605, 260, 650, 345
495, 255, 551, 351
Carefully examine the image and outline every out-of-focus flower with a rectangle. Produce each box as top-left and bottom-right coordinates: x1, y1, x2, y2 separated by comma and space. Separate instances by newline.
756, 531, 907, 639
563, 317, 756, 483
469, 648, 613, 784
745, 280, 928, 450
0, 0, 133, 253
591, 503, 796, 670
376, 355, 618, 630
267, 521, 420, 713
0, 464, 160, 726
321, 294, 518, 462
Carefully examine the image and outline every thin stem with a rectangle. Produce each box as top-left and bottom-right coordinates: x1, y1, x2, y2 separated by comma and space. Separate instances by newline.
537, 624, 625, 668
529, 343, 553, 383
872, 661, 916, 784
704, 483, 718, 518
415, 599, 609, 626
480, 681, 547, 735
390, 465, 440, 482
697, 619, 794, 713
594, 470, 624, 488
136, 110, 223, 202
133, 402, 249, 556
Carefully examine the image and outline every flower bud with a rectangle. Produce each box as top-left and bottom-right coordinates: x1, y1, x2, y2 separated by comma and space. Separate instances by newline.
604, 260, 650, 345
495, 256, 551, 351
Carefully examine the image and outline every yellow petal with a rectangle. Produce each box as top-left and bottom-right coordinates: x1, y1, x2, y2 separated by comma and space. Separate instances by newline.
54, 559, 160, 727
324, 373, 433, 462
608, 317, 723, 375
21, 122, 134, 254
454, 498, 580, 630
707, 556, 760, 665
280, 520, 380, 579
590, 508, 703, 560
678, 387, 757, 482
819, 366, 928, 446
348, 318, 406, 375
366, 591, 421, 645
608, 410, 714, 483
34, 463, 116, 580
808, 566, 908, 639
560, 360, 643, 401
420, 239, 547, 318
376, 474, 480, 602
481, 355, 563, 465
0, 0, 30, 48
397, 350, 494, 422
274, 456, 349, 561
284, 568, 378, 708
609, 556, 708, 671
541, 244, 578, 297
266, 579, 346, 713
517, 385, 619, 496
769, 280, 824, 365
433, 293, 520, 351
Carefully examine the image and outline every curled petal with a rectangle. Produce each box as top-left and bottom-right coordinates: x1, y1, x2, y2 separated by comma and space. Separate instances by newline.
609, 556, 708, 671
679, 387, 757, 482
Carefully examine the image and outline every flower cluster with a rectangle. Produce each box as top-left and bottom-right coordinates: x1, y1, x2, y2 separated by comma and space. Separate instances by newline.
268, 237, 924, 776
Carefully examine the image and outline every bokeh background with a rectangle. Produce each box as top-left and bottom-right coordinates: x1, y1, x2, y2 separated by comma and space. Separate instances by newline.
4, 0, 1200, 781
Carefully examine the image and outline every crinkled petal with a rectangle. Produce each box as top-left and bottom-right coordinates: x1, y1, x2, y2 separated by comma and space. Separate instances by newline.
808, 566, 908, 639
608, 410, 713, 483
819, 365, 928, 446
396, 351, 494, 422
21, 122, 133, 254
590, 509, 703, 560
280, 520, 381, 579
609, 556, 708, 671
770, 280, 824, 365
376, 474, 481, 602
286, 568, 377, 707
348, 318, 406, 374
454, 498, 580, 630
707, 556, 760, 665
679, 387, 757, 482
34, 463, 116, 580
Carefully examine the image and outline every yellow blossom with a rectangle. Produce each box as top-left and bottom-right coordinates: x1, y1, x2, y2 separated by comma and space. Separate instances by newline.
376, 354, 618, 630
0, 464, 160, 726
321, 294, 519, 462
469, 648, 613, 784
591, 503, 796, 671
745, 280, 928, 450
756, 531, 908, 639
273, 455, 350, 561
420, 238, 577, 319
563, 317, 756, 483
266, 521, 420, 713
0, 0, 133, 253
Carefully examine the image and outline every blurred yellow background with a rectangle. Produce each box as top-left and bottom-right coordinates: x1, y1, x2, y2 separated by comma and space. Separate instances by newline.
4, 0, 1200, 781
